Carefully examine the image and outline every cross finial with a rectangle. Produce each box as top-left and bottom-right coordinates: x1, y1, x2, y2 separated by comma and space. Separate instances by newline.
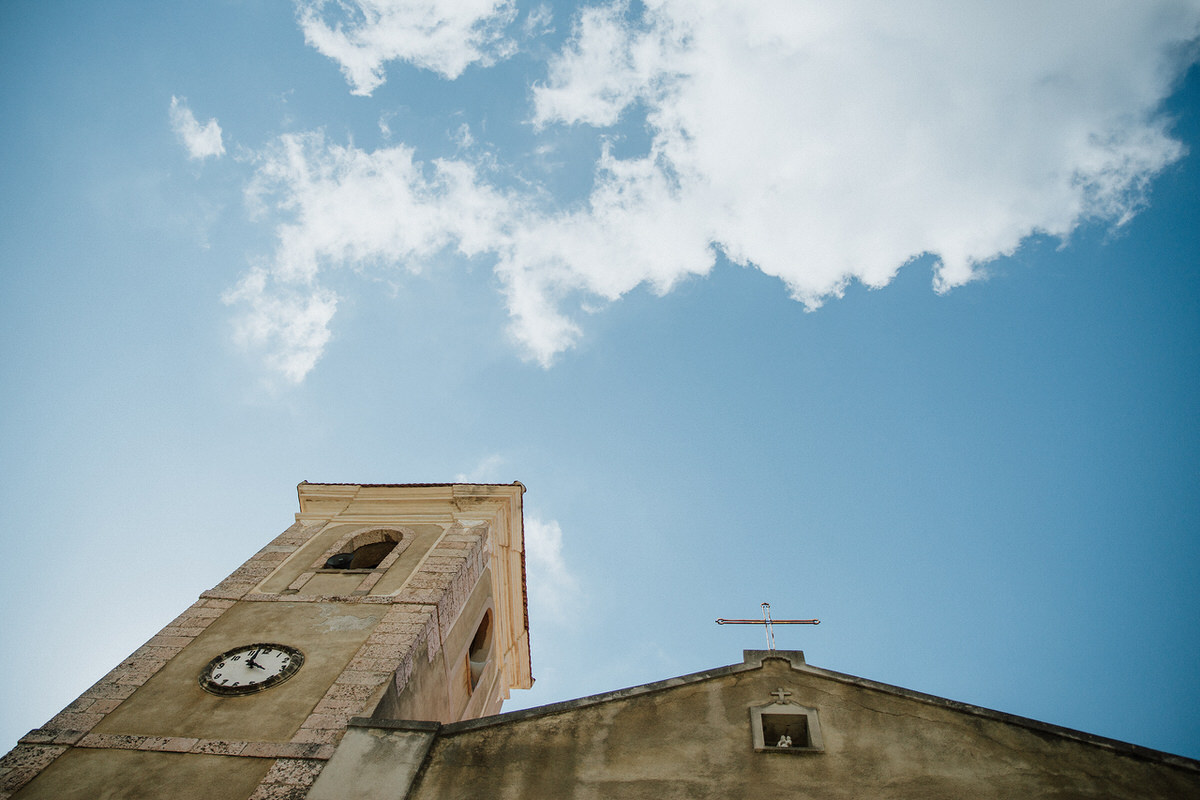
770, 687, 792, 703
715, 602, 820, 651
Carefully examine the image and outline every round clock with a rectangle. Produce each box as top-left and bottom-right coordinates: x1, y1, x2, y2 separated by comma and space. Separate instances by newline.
198, 643, 304, 696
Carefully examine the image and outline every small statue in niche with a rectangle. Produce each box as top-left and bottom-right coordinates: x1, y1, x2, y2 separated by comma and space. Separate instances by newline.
776, 735, 793, 748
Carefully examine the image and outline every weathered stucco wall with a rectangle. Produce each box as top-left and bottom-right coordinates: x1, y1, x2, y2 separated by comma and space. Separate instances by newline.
12, 749, 274, 800
308, 723, 438, 800
93, 601, 383, 741
15, 601, 382, 800
394, 655, 1200, 800
373, 569, 499, 724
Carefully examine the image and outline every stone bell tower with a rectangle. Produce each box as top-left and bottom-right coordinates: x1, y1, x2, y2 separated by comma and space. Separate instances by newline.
2, 482, 533, 800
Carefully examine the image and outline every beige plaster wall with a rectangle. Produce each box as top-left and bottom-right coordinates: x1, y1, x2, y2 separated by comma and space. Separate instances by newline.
94, 601, 383, 742
372, 524, 446, 595
406, 658, 1200, 800
256, 523, 446, 596
12, 748, 272, 800
256, 524, 350, 594
301, 572, 368, 596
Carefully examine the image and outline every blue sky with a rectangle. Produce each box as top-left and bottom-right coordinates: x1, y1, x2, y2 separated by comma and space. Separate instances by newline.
2, 0, 1199, 761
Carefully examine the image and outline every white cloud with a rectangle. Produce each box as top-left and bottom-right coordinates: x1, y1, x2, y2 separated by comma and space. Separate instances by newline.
495, 145, 720, 363
226, 131, 517, 380
523, 3, 554, 37
531, 2, 668, 128
235, 1, 1198, 380
531, 0, 1196, 305
523, 515, 579, 624
168, 96, 225, 160
244, 132, 514, 283
222, 265, 337, 384
296, 0, 519, 95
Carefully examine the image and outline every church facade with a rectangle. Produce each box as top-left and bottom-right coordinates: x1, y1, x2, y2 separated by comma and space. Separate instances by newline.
322, 649, 1200, 799
3, 482, 1198, 799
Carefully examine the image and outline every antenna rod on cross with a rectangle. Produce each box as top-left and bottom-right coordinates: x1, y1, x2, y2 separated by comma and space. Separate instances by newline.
716, 602, 819, 651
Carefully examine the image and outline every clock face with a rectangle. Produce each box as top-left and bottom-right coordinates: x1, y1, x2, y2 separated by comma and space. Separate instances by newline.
198, 643, 304, 696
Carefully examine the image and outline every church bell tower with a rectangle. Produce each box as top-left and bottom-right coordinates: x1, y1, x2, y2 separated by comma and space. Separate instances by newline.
2, 482, 533, 800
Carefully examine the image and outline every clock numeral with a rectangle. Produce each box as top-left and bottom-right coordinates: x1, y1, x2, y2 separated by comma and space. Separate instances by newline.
231, 654, 241, 661
216, 662, 225, 669
213, 673, 222, 679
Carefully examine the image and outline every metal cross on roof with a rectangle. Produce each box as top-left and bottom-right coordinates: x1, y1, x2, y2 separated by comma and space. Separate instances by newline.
716, 602, 820, 651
